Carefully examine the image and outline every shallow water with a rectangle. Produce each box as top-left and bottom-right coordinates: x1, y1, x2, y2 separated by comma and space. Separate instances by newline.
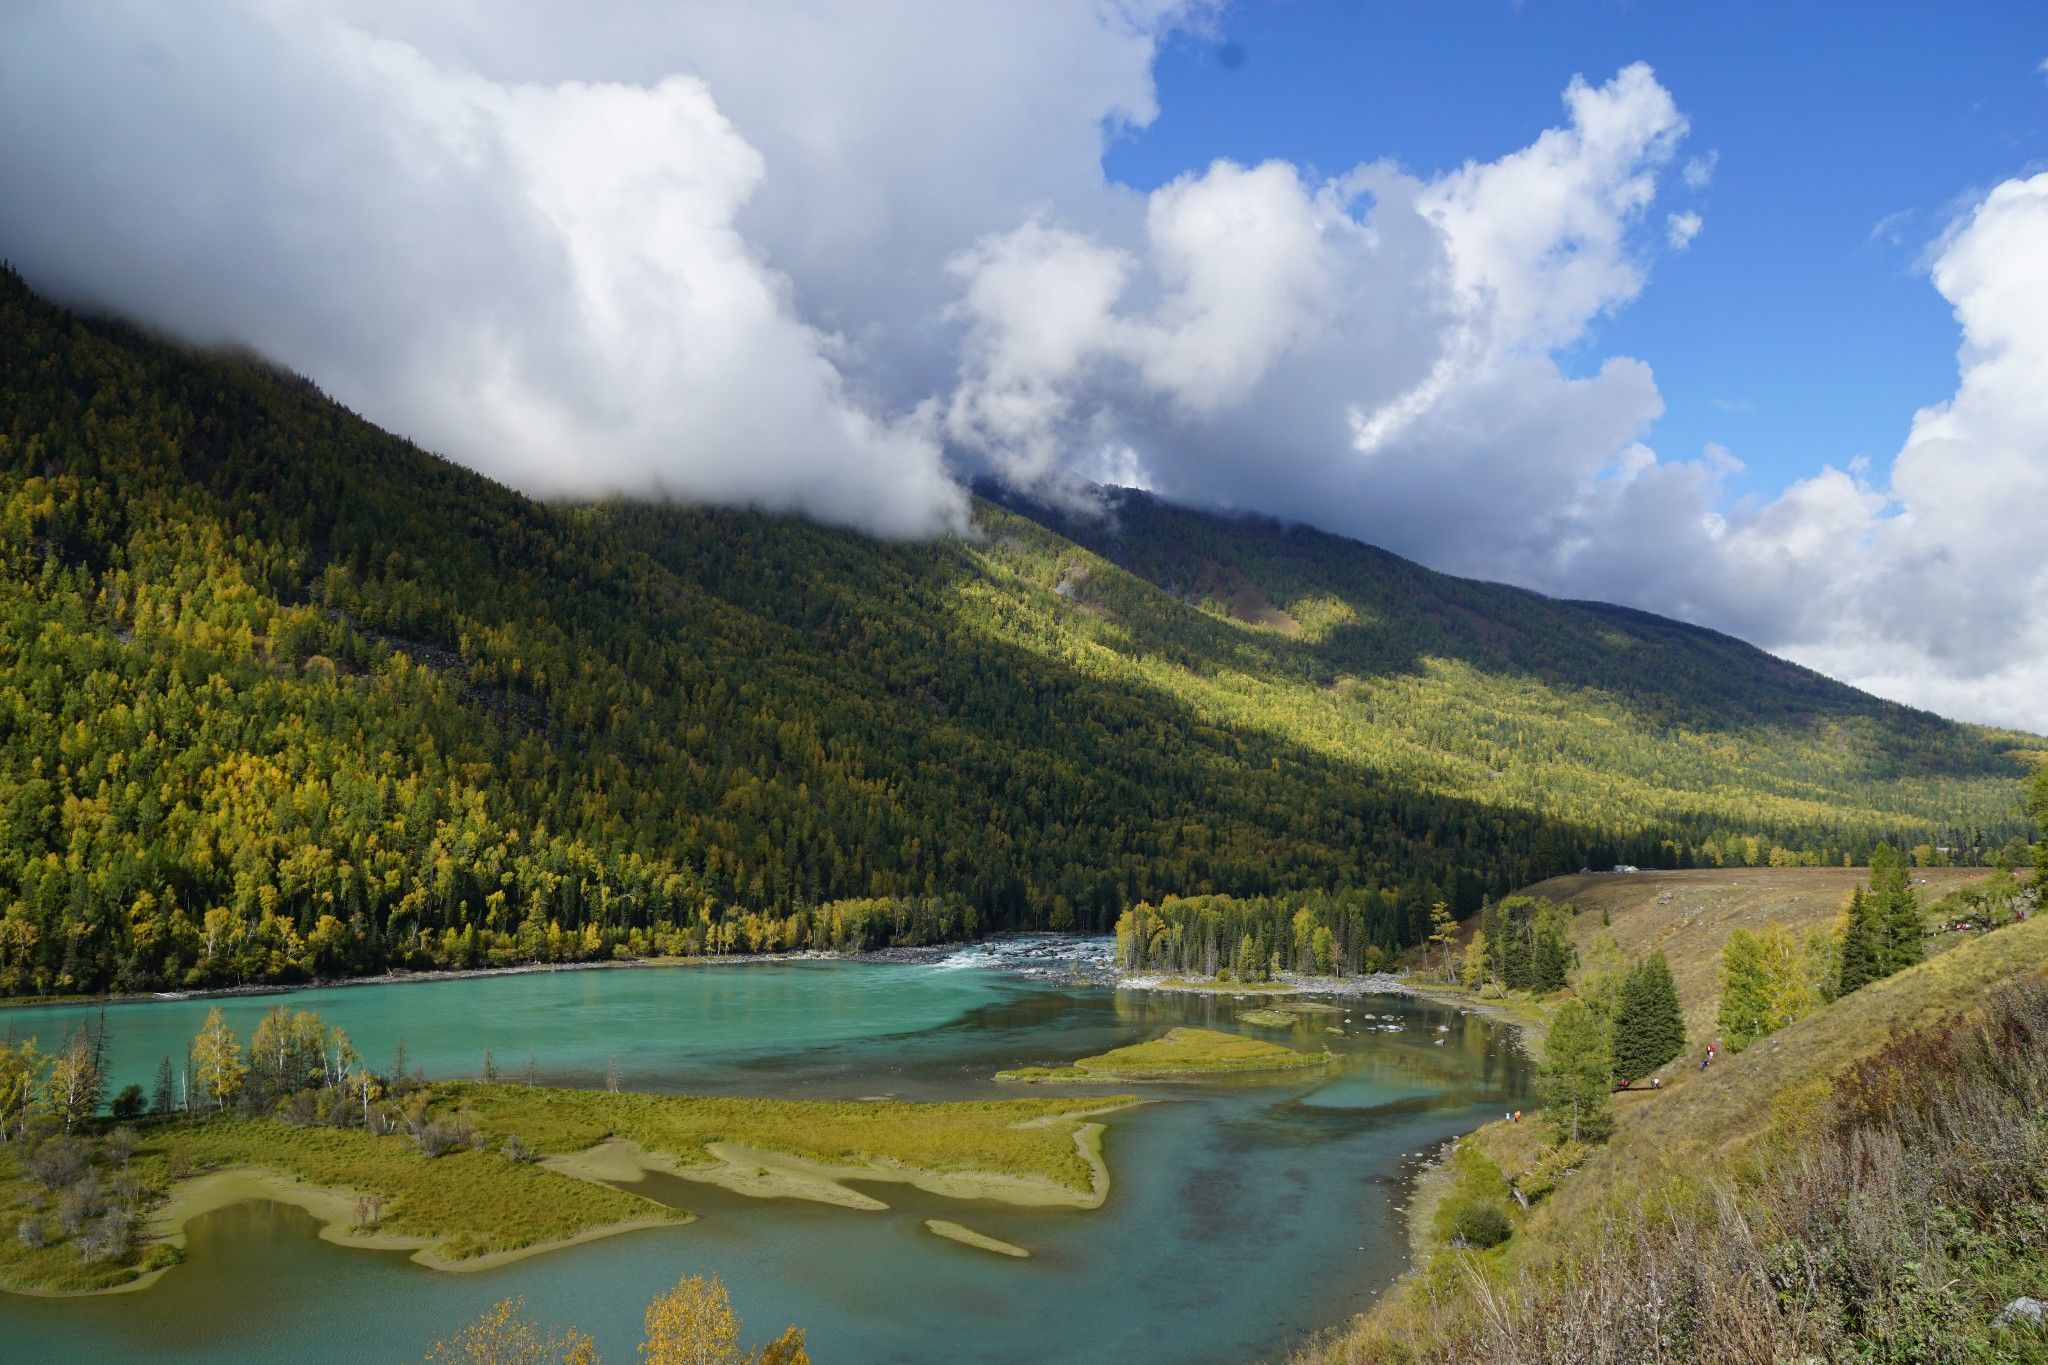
0, 947, 1530, 1363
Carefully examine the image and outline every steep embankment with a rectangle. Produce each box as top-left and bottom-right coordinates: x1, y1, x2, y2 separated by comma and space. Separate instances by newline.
1307, 887, 2048, 1363
1, 265, 2036, 996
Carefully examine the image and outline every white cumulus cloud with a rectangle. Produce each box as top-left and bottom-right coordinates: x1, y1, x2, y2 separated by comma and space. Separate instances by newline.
1512, 174, 2048, 731
0, 0, 1218, 537
2, 4, 2042, 731
946, 62, 1689, 577
1761, 174, 2048, 727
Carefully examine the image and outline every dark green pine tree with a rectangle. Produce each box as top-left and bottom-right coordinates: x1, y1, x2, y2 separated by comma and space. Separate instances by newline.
1532, 927, 1572, 993
1620, 952, 1685, 1078
1611, 954, 1684, 1081
1836, 887, 1883, 995
152, 1054, 177, 1115
1480, 899, 1507, 986
1872, 848, 1924, 974
1610, 964, 1656, 1082
1502, 916, 1534, 991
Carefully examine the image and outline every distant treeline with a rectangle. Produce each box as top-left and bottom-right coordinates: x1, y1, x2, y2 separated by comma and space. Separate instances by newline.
1115, 890, 1584, 985
1115, 891, 1417, 979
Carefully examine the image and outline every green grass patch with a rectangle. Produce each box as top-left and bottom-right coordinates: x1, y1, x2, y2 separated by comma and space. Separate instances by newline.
1236, 1009, 1300, 1028
998, 1026, 1330, 1082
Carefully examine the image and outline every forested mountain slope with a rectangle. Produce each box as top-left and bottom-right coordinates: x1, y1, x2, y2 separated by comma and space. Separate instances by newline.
0, 267, 2035, 994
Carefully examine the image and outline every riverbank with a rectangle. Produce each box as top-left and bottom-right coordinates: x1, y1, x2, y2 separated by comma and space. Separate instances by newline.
1396, 979, 1550, 1056
0, 933, 1121, 1012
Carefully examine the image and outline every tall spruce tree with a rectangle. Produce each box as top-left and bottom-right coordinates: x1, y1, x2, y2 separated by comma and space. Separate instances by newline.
152, 1054, 176, 1115
1874, 852, 1923, 974
1480, 899, 1507, 988
1835, 888, 1883, 996
1610, 963, 1655, 1081
1532, 930, 1572, 993
1613, 953, 1685, 1080
1502, 915, 1534, 991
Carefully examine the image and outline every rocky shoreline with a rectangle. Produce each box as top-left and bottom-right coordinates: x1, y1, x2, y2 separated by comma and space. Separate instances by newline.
1115, 969, 1412, 998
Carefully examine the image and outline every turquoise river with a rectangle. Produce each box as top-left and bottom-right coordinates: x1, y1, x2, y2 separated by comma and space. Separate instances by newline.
0, 943, 1531, 1363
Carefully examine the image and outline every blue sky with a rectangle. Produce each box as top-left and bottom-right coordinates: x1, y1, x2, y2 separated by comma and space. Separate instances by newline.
1108, 0, 2048, 505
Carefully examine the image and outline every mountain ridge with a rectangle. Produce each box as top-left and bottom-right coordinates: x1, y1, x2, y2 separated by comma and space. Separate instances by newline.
0, 266, 2034, 995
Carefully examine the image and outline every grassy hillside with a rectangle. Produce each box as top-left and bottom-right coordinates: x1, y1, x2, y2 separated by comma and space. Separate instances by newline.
1305, 912, 2048, 1363
1519, 866, 1998, 1038
0, 265, 2036, 995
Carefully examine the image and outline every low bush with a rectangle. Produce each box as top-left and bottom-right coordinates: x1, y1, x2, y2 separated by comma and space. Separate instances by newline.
1444, 1201, 1512, 1250
24, 1137, 91, 1191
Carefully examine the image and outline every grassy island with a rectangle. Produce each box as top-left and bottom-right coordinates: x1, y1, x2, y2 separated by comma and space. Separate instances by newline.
997, 1026, 1332, 1082
0, 1075, 1136, 1297
448, 1083, 1134, 1211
